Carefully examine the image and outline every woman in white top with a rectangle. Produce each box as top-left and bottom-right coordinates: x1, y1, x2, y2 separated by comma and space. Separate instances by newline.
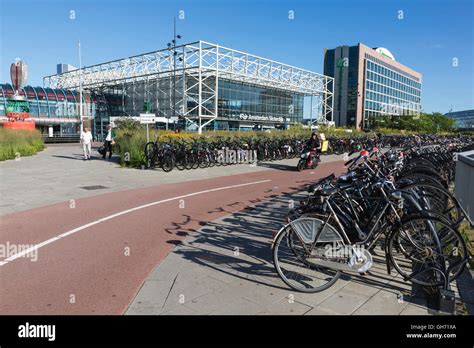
80, 127, 93, 160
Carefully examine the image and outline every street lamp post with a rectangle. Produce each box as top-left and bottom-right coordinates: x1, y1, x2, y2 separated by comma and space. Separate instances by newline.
78, 40, 83, 134
167, 18, 181, 131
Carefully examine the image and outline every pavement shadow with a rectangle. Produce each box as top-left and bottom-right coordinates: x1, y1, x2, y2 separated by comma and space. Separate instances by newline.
256, 162, 297, 171
52, 154, 120, 163
52, 155, 84, 160
174, 196, 290, 290
170, 192, 433, 310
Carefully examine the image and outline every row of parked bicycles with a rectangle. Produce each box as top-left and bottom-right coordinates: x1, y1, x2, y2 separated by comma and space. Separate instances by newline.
144, 133, 473, 172
272, 137, 474, 293
144, 136, 306, 171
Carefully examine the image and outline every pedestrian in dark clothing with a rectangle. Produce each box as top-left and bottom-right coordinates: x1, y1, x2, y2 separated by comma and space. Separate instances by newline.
305, 132, 321, 163
306, 132, 321, 151
103, 125, 115, 160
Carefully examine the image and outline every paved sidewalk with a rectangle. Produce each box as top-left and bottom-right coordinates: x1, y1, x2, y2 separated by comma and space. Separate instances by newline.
126, 193, 454, 315
0, 145, 345, 216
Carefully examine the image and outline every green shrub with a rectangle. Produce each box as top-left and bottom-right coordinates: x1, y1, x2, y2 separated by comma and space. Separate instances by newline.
114, 128, 148, 167
113, 125, 452, 168
113, 117, 142, 131
0, 128, 45, 161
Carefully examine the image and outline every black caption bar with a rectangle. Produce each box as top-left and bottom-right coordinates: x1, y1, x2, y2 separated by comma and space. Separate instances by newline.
0, 315, 472, 346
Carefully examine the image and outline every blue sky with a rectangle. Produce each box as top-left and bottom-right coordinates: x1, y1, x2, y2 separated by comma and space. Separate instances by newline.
1, 0, 472, 113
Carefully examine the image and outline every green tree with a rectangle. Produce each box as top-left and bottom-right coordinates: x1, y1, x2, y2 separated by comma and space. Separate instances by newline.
371, 111, 454, 133
114, 117, 142, 131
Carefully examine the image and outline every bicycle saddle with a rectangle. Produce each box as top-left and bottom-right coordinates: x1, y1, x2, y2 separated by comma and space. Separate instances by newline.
320, 186, 337, 196
337, 172, 355, 183
308, 173, 335, 193
316, 173, 335, 184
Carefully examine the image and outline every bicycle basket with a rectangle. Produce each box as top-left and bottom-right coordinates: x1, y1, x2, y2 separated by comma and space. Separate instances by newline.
289, 217, 342, 244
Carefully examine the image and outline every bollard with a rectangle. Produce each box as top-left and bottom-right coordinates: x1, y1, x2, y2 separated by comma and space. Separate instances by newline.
438, 288, 456, 314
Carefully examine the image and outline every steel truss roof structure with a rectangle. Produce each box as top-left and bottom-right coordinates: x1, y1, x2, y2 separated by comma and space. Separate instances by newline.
44, 41, 334, 131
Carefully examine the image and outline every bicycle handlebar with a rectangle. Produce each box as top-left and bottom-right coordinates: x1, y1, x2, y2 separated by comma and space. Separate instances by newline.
344, 156, 359, 166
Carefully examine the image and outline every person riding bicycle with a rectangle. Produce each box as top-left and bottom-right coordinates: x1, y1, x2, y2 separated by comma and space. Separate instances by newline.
306, 132, 321, 149
305, 132, 321, 162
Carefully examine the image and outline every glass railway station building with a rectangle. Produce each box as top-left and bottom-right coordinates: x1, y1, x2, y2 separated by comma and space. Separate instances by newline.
30, 40, 333, 139
445, 109, 474, 130
0, 83, 95, 136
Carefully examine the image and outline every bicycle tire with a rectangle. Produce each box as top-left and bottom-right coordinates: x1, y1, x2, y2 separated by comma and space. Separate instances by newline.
273, 225, 341, 293
387, 213, 467, 287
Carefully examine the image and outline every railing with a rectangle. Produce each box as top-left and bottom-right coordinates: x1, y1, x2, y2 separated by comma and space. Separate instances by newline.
42, 134, 80, 143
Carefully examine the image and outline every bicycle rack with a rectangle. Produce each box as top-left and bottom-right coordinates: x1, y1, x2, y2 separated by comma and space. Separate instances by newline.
405, 263, 466, 314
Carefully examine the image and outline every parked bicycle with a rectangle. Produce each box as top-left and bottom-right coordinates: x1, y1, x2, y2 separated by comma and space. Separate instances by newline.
144, 138, 176, 172
273, 141, 473, 293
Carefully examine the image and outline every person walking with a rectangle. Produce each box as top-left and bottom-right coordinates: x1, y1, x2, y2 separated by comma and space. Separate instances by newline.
80, 126, 93, 160
103, 125, 115, 160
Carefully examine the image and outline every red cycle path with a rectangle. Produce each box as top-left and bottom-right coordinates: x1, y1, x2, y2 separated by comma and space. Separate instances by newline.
0, 161, 345, 314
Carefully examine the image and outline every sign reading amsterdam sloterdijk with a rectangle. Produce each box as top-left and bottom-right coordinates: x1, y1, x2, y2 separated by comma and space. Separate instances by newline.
237, 113, 289, 123
139, 113, 156, 124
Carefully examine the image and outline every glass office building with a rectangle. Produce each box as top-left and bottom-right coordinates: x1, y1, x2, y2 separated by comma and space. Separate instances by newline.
324, 43, 422, 129
364, 56, 421, 124
445, 109, 474, 130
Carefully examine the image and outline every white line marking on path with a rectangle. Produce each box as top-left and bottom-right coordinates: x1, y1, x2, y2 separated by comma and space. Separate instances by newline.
0, 179, 271, 267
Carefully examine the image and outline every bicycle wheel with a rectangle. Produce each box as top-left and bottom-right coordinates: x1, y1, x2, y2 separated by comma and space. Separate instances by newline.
401, 166, 448, 188
185, 154, 196, 170
400, 183, 463, 226
145, 142, 157, 169
192, 154, 200, 169
198, 154, 209, 168
273, 222, 341, 293
208, 152, 216, 167
397, 172, 445, 189
214, 150, 224, 166
387, 214, 467, 287
175, 154, 187, 171
161, 152, 175, 172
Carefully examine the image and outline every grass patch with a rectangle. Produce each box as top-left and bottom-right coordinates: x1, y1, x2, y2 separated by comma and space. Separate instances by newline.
0, 128, 45, 161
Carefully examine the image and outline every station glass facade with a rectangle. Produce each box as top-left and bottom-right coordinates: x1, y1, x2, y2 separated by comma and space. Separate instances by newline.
101, 77, 305, 132
217, 79, 304, 127
0, 83, 95, 135
1, 76, 305, 136
445, 109, 474, 130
